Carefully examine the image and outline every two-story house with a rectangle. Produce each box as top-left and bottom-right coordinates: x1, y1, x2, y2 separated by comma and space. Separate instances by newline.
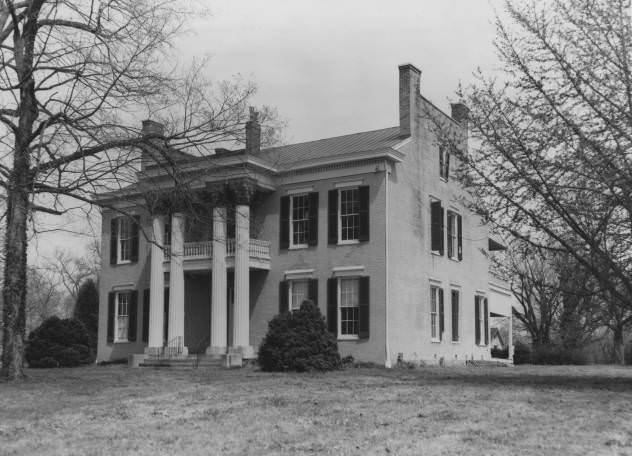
96, 63, 514, 367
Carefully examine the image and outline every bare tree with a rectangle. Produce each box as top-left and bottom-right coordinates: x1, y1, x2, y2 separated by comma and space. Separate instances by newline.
443, 0, 632, 329
0, 1, 281, 380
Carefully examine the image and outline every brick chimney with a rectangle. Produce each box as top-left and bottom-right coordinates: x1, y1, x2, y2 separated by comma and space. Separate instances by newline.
245, 107, 261, 154
140, 119, 165, 171
450, 103, 469, 130
398, 63, 421, 137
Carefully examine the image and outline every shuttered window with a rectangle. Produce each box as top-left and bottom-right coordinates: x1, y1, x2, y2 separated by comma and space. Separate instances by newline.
430, 201, 444, 255
107, 290, 138, 343
328, 186, 369, 244
451, 290, 459, 342
327, 276, 369, 339
110, 215, 140, 265
430, 285, 441, 341
281, 193, 319, 249
439, 145, 450, 179
474, 296, 481, 345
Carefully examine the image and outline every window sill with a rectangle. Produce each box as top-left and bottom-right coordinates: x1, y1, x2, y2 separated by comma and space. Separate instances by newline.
448, 256, 462, 263
288, 244, 308, 250
338, 240, 360, 246
439, 177, 448, 183
113, 340, 130, 344
116, 260, 132, 265
451, 340, 460, 344
431, 251, 443, 257
431, 339, 441, 344
338, 335, 359, 341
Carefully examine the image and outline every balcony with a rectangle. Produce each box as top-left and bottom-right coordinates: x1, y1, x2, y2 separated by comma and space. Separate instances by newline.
163, 239, 271, 271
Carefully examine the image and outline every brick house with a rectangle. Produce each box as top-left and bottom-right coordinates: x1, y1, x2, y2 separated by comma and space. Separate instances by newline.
96, 63, 514, 366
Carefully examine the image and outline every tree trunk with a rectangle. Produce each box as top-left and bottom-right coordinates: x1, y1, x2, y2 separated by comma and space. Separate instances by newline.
1, 16, 39, 380
613, 326, 625, 366
1, 183, 30, 380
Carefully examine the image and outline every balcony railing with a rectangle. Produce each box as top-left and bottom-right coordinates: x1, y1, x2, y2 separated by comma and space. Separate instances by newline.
164, 239, 270, 262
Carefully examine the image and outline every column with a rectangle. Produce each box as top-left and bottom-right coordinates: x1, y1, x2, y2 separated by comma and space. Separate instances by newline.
147, 215, 165, 351
208, 206, 228, 355
233, 203, 253, 357
168, 212, 187, 356
508, 311, 514, 362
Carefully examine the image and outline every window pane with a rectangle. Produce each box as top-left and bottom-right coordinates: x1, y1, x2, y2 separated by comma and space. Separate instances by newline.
340, 278, 359, 336
291, 280, 309, 310
119, 218, 132, 261
117, 293, 129, 341
430, 287, 438, 340
291, 195, 310, 246
340, 189, 360, 241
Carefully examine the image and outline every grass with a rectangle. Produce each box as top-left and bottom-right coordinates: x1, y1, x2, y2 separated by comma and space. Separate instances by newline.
1, 365, 632, 455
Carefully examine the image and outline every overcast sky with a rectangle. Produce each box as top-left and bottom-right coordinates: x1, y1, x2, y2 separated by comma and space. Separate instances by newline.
32, 0, 505, 262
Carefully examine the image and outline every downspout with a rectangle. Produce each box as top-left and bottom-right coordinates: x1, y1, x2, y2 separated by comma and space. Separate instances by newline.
384, 161, 392, 368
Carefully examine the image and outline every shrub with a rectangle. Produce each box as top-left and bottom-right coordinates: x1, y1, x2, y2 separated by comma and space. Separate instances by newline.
491, 347, 509, 359
26, 317, 95, 368
258, 300, 341, 372
513, 341, 588, 365
73, 279, 99, 349
513, 341, 531, 365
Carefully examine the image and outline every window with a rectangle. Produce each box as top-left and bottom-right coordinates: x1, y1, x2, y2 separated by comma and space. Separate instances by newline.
451, 290, 460, 342
474, 295, 489, 346
118, 218, 132, 263
439, 145, 450, 180
280, 193, 318, 249
339, 278, 360, 338
430, 201, 444, 255
290, 279, 309, 311
290, 194, 310, 247
430, 286, 443, 341
279, 278, 317, 313
447, 211, 462, 260
340, 189, 360, 242
328, 187, 369, 244
116, 292, 130, 342
110, 215, 139, 265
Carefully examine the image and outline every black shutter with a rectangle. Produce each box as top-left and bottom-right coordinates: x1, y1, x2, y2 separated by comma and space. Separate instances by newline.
451, 291, 459, 342
142, 289, 150, 343
447, 213, 453, 257
328, 190, 338, 245
457, 214, 463, 261
279, 280, 289, 313
280, 196, 290, 249
446, 150, 450, 180
110, 218, 118, 265
439, 205, 445, 255
439, 146, 445, 177
359, 276, 370, 339
474, 296, 481, 345
430, 201, 442, 252
327, 278, 337, 334
484, 298, 489, 346
438, 288, 444, 341
107, 292, 115, 343
307, 192, 319, 246
130, 215, 140, 263
164, 287, 169, 344
128, 290, 138, 342
358, 186, 370, 242
308, 278, 318, 305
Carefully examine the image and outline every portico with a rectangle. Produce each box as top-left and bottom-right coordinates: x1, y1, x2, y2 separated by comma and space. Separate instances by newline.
145, 180, 271, 359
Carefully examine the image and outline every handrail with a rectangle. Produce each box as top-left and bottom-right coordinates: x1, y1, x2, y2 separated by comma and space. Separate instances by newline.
162, 239, 270, 262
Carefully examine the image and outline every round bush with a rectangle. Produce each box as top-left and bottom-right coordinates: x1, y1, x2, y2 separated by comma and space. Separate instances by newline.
26, 317, 95, 368
258, 300, 341, 372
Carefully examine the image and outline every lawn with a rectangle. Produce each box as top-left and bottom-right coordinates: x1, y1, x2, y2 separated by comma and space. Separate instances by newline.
1, 365, 631, 455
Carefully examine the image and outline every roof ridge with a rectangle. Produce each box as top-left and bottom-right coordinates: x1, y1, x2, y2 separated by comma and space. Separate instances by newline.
261, 125, 401, 151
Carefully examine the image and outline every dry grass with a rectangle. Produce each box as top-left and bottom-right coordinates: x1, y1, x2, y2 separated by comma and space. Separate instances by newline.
1, 364, 632, 455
